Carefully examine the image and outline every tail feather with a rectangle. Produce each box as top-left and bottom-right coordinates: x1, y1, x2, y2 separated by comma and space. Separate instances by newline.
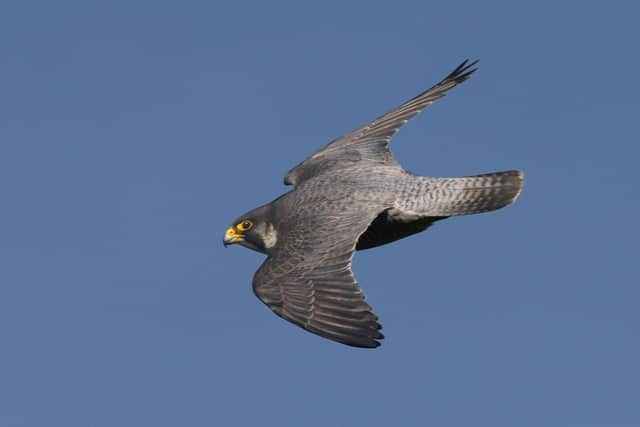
422, 170, 524, 216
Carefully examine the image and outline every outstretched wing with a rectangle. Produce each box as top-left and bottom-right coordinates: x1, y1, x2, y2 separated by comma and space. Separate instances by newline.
252, 205, 387, 348
284, 59, 478, 186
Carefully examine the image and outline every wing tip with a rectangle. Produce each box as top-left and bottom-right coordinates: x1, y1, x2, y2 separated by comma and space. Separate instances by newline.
448, 58, 479, 82
342, 335, 384, 349
306, 319, 385, 349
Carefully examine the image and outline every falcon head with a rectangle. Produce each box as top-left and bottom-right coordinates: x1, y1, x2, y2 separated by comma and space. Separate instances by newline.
223, 206, 277, 254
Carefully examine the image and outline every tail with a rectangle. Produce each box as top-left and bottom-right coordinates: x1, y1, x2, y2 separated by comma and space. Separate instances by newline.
421, 170, 524, 216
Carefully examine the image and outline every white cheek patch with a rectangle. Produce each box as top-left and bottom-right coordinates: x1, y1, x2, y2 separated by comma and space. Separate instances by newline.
263, 223, 278, 249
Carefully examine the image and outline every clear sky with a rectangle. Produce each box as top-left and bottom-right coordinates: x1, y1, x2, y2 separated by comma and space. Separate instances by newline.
1, 1, 639, 426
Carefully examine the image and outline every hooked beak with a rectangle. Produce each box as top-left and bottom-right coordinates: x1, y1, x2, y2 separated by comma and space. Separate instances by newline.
223, 227, 244, 247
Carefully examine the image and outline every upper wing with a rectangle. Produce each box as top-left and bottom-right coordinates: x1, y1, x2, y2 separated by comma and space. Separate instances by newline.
284, 59, 478, 186
252, 205, 387, 348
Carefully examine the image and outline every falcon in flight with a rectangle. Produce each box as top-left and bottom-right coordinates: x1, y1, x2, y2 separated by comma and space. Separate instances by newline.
224, 60, 524, 348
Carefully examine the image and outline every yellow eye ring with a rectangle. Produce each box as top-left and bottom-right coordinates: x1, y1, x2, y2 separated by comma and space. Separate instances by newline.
237, 220, 253, 232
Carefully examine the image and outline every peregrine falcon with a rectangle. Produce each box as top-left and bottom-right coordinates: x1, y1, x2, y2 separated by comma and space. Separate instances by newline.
224, 60, 524, 348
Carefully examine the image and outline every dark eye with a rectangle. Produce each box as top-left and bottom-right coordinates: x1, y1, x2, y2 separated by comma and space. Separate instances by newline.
238, 220, 253, 231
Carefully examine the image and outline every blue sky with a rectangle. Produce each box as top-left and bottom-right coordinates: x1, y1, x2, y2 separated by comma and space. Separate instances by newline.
1, 1, 639, 426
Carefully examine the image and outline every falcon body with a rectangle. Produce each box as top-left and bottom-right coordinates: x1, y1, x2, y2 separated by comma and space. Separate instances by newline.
224, 60, 524, 348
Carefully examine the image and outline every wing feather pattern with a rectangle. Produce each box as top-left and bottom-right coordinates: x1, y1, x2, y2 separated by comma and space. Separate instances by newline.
285, 59, 478, 186
252, 209, 385, 348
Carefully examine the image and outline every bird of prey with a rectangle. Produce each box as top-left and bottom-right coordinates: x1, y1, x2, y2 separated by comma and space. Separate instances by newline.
224, 60, 524, 348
